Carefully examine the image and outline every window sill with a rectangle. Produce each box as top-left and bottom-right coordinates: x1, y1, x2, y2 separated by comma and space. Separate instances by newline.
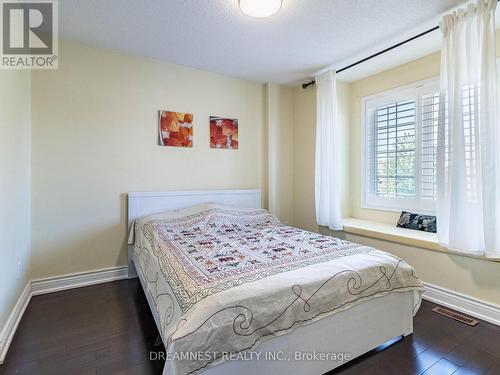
341, 217, 499, 262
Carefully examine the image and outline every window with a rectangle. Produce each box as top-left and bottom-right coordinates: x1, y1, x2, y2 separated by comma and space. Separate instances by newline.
363, 79, 440, 213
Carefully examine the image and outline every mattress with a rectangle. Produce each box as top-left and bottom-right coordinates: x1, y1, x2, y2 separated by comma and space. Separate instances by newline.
129, 204, 423, 375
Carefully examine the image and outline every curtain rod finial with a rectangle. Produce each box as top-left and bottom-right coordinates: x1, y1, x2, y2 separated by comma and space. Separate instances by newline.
302, 80, 316, 89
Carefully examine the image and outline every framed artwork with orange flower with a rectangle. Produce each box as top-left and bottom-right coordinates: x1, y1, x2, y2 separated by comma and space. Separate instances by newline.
210, 116, 238, 149
158, 110, 193, 147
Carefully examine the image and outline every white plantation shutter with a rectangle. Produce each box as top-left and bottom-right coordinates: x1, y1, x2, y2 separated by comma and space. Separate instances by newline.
420, 93, 439, 200
461, 84, 480, 202
364, 78, 489, 215
419, 82, 441, 211
364, 80, 439, 213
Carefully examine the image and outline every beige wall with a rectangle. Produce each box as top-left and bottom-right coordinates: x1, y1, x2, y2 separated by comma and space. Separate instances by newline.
267, 84, 294, 224
31, 40, 266, 279
0, 70, 31, 334
26, 36, 500, 306
292, 86, 317, 232
345, 233, 500, 305
343, 51, 500, 306
349, 28, 500, 223
349, 53, 441, 224
290, 50, 500, 306
292, 81, 352, 232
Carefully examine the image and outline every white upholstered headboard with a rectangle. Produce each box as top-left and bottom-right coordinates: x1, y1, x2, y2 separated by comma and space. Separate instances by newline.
127, 189, 262, 225
127, 189, 261, 278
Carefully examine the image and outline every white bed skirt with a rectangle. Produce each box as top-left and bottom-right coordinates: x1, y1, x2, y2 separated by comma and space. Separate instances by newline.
133, 249, 413, 375
201, 290, 414, 375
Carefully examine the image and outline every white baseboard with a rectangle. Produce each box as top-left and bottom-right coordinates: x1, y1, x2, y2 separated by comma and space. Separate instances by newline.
423, 282, 500, 326
1, 271, 499, 365
31, 266, 128, 296
0, 266, 128, 364
0, 283, 31, 365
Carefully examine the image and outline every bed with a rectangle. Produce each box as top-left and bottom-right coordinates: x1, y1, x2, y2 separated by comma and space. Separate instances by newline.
127, 189, 423, 375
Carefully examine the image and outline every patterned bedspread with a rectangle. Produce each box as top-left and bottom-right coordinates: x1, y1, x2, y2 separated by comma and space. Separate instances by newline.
130, 204, 423, 375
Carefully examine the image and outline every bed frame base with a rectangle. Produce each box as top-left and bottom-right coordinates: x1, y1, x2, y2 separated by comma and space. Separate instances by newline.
202, 291, 414, 375
134, 247, 413, 375
127, 190, 415, 375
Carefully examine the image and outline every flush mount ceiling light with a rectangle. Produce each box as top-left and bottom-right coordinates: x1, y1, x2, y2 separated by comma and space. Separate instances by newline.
238, 0, 282, 18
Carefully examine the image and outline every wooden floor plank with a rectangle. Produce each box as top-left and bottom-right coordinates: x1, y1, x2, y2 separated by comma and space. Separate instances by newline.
1, 279, 499, 375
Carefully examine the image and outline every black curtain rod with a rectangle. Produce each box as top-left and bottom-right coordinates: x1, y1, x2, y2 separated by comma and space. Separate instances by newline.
303, 0, 500, 89
302, 24, 440, 89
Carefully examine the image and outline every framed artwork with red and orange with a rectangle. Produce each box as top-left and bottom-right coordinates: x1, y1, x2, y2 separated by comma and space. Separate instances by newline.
158, 110, 193, 147
210, 116, 238, 149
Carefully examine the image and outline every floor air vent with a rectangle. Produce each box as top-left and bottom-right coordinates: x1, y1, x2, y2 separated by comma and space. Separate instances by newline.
432, 307, 479, 327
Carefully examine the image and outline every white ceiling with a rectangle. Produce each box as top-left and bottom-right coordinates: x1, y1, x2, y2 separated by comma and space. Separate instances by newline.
59, 0, 468, 85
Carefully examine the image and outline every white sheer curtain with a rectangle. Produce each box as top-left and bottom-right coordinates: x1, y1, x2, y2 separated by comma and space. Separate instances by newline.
315, 70, 342, 230
437, 0, 500, 257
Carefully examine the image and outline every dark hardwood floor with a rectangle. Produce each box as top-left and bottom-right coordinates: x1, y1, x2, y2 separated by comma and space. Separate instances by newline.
1, 279, 500, 375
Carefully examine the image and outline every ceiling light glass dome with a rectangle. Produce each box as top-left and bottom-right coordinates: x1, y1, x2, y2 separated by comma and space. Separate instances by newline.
238, 0, 283, 18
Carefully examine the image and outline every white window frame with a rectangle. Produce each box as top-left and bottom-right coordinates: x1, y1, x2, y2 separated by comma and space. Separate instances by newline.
361, 77, 439, 215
